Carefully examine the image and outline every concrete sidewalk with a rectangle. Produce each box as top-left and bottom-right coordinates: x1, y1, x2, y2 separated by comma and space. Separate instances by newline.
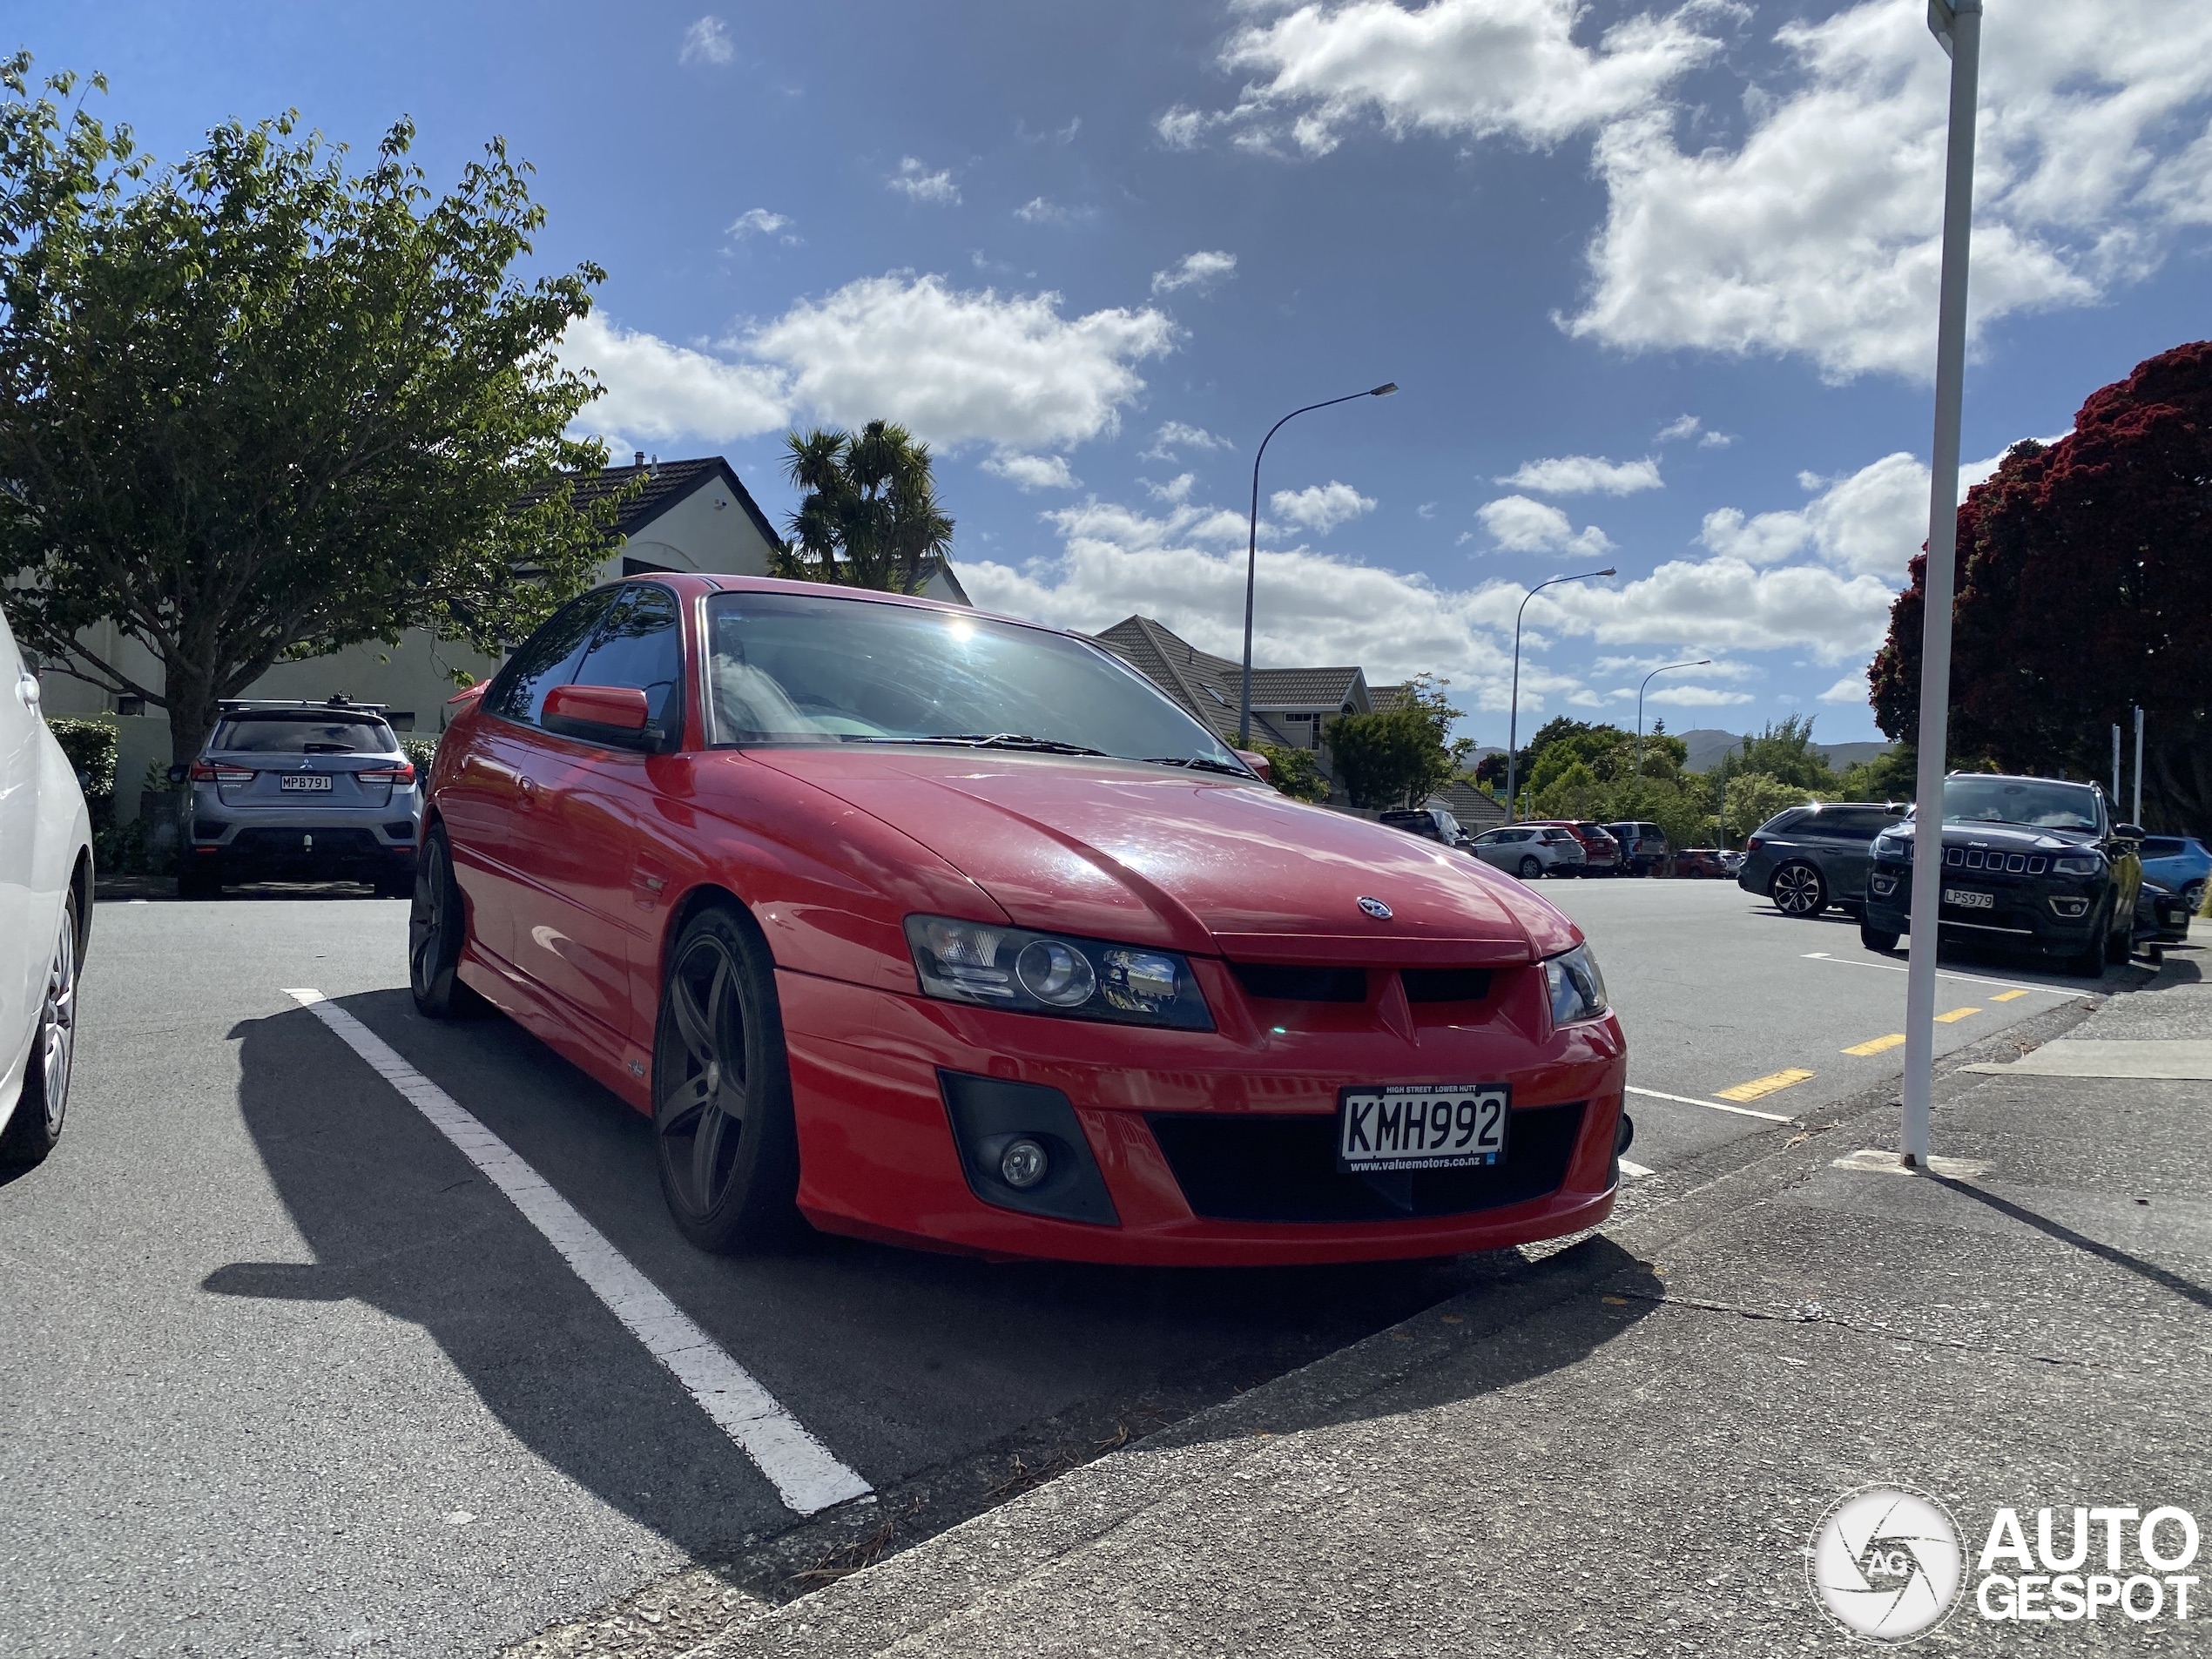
691, 951, 2211, 1657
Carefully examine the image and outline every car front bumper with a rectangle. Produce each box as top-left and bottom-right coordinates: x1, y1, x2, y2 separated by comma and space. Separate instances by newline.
772, 961, 1628, 1266
1863, 868, 2107, 955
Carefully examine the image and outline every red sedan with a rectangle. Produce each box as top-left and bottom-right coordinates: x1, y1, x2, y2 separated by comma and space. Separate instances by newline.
409, 576, 1629, 1265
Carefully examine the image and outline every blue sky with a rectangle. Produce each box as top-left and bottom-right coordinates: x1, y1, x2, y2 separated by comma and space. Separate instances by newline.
16, 1, 2212, 745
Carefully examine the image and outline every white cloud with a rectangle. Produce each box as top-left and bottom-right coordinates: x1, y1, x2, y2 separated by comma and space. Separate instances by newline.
1525, 555, 1895, 664
1417, 501, 1437, 519
1197, 0, 1727, 156
559, 314, 788, 444
1569, 0, 2212, 380
679, 16, 734, 66
1475, 494, 1613, 556
1495, 453, 1662, 496
747, 274, 1176, 448
566, 277, 1177, 454
1643, 684, 1755, 708
1144, 472, 1197, 503
983, 452, 1081, 491
726, 208, 793, 242
1271, 479, 1376, 533
887, 158, 961, 206
1014, 196, 1089, 226
1654, 414, 1702, 443
1151, 250, 1239, 294
1819, 672, 1869, 705
1140, 420, 1232, 461
1698, 428, 1734, 448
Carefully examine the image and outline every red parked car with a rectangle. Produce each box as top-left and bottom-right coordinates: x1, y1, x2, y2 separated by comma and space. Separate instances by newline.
1521, 820, 1622, 876
409, 577, 1629, 1266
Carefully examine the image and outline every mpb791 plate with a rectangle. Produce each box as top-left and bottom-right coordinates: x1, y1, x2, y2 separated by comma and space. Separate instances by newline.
1338, 1082, 1508, 1172
280, 774, 334, 792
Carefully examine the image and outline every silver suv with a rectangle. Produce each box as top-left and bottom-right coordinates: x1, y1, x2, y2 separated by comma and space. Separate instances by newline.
175, 698, 421, 898
1467, 823, 1586, 879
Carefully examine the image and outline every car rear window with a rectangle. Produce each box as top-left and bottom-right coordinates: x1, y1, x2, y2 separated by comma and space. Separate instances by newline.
2141, 837, 2184, 859
212, 717, 395, 754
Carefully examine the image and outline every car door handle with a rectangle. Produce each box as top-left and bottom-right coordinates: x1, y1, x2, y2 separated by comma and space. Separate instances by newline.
15, 671, 37, 709
517, 776, 539, 807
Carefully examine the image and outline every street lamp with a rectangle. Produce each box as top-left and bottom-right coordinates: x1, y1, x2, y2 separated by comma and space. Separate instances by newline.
1504, 567, 1616, 822
1239, 382, 1399, 746
1900, 0, 1981, 1171
1635, 659, 1710, 802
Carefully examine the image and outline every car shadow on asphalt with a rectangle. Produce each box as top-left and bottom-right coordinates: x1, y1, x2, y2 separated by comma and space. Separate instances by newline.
199, 994, 1644, 1567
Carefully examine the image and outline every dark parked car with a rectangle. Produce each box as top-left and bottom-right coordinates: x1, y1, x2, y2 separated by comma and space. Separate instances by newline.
1379, 805, 1471, 848
1737, 801, 1906, 918
1523, 820, 1622, 876
2140, 880, 2192, 945
1602, 820, 1669, 877
175, 698, 421, 898
1861, 774, 2143, 976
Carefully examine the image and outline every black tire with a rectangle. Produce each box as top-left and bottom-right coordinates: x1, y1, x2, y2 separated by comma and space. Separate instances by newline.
1770, 860, 1828, 918
1859, 922, 1900, 953
177, 862, 222, 900
2106, 907, 2133, 965
2, 888, 79, 1169
652, 904, 801, 1253
2066, 902, 2108, 979
1518, 855, 1542, 880
409, 826, 490, 1018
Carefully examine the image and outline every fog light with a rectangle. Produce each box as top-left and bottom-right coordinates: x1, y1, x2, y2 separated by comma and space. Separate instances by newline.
1000, 1137, 1049, 1189
2049, 896, 2088, 918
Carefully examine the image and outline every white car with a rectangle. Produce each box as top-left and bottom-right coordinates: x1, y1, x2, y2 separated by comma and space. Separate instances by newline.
1466, 824, 1587, 880
1, 606, 91, 1168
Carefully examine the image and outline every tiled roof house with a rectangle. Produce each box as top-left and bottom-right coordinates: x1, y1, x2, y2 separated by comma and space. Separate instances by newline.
1088, 615, 1373, 754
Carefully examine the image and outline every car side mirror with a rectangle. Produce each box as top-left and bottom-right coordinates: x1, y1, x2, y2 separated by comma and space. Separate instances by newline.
1232, 748, 1271, 781
166, 763, 189, 785
2114, 823, 2146, 843
543, 683, 651, 746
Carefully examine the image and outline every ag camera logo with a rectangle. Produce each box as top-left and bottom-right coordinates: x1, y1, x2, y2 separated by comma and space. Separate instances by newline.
1807, 1486, 1964, 1642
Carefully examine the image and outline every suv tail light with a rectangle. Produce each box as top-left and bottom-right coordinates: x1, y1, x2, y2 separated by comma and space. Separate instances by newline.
190, 762, 255, 785
1746, 836, 1764, 852
357, 762, 416, 786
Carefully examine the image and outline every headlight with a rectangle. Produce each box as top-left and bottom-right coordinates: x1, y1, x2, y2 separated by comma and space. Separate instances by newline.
2051, 854, 2101, 877
905, 916, 1213, 1029
1542, 942, 1608, 1027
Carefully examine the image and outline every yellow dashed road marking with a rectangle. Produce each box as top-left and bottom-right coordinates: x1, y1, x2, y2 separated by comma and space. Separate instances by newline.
1935, 1006, 1981, 1023
1844, 1034, 1906, 1056
1992, 989, 2029, 1002
1716, 1067, 1816, 1102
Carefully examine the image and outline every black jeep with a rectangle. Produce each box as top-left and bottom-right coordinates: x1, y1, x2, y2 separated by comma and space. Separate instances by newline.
1860, 774, 2143, 977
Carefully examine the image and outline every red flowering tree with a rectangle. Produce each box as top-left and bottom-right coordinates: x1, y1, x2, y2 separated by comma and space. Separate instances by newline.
1870, 340, 2212, 834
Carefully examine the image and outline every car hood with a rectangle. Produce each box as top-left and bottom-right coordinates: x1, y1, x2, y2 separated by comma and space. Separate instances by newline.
744, 746, 1575, 964
1877, 820, 2098, 856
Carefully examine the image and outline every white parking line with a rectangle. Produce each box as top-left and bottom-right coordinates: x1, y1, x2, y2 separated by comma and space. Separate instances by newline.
1618, 1158, 1654, 1179
1797, 952, 2079, 998
285, 989, 871, 1516
1624, 1084, 1792, 1123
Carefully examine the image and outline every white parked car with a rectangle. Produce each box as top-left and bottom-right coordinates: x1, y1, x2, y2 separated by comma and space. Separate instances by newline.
1466, 823, 1587, 880
1, 606, 91, 1168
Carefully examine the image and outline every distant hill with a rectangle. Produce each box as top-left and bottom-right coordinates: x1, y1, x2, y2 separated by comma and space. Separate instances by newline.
1676, 727, 1896, 776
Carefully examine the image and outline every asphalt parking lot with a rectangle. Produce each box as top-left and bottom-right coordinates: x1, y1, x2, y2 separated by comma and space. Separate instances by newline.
0, 873, 2142, 1656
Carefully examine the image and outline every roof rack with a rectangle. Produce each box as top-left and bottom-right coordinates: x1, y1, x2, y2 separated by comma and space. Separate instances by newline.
216, 694, 391, 714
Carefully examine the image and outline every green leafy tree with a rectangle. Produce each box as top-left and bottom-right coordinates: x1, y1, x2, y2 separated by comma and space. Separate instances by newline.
0, 59, 627, 766
1718, 771, 1821, 844
1254, 742, 1330, 804
1838, 745, 1918, 803
1325, 674, 1472, 809
1714, 715, 1839, 793
775, 421, 955, 594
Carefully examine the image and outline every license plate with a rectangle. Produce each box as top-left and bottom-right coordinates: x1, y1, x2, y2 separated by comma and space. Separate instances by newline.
1338, 1082, 1508, 1172
1943, 887, 1993, 910
280, 774, 334, 792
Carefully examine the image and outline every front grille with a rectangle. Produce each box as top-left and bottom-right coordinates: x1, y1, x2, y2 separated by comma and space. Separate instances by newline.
1945, 847, 2046, 875
1401, 968, 1493, 1003
1146, 1102, 1586, 1222
1230, 962, 1367, 1002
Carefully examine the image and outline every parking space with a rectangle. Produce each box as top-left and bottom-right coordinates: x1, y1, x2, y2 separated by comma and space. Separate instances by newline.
0, 880, 2149, 1656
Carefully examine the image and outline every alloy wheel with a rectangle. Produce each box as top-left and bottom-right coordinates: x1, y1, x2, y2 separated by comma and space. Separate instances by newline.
659, 934, 751, 1218
1773, 862, 1825, 917
408, 852, 447, 998
37, 905, 77, 1136
1519, 855, 1542, 880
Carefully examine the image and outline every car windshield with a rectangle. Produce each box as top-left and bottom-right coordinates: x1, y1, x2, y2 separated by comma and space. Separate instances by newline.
704, 592, 1247, 770
212, 717, 393, 754
1941, 777, 2101, 832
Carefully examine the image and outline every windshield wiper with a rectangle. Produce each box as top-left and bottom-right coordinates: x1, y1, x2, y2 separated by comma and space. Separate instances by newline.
1142, 755, 1258, 778
837, 732, 1109, 756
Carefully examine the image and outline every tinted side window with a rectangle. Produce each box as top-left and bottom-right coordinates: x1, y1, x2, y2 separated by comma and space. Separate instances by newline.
2141, 837, 2184, 859
1761, 807, 1811, 836
486, 588, 622, 726
575, 586, 685, 732
1817, 807, 1891, 839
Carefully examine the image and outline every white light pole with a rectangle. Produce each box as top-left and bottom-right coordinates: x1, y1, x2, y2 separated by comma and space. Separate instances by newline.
1504, 566, 1616, 821
1902, 0, 1981, 1171
1636, 659, 1709, 803
2132, 705, 2144, 826
1240, 383, 1398, 747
